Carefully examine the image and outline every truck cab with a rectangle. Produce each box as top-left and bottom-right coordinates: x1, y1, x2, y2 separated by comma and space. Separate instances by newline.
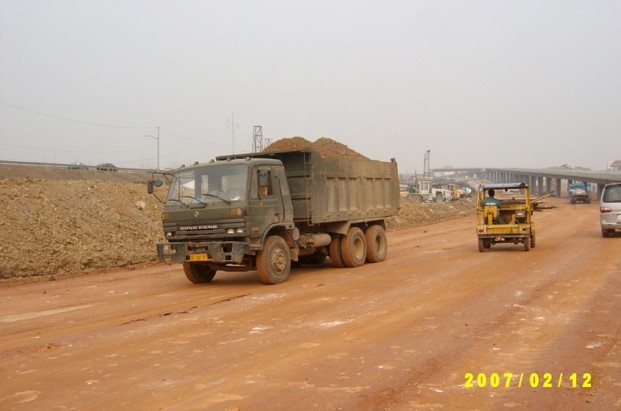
156, 158, 294, 283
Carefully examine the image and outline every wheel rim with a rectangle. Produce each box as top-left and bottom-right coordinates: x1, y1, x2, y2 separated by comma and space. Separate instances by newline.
271, 247, 287, 274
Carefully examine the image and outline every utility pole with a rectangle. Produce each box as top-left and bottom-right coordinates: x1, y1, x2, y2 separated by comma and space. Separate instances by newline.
230, 112, 238, 154
156, 126, 160, 171
145, 126, 160, 171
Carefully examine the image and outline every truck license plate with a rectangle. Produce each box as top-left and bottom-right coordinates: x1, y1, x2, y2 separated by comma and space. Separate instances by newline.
189, 254, 209, 262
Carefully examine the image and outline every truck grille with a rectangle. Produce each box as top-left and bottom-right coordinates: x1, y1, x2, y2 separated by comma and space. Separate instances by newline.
163, 218, 244, 241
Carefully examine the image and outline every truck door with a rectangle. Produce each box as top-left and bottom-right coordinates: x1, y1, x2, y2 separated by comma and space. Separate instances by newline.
247, 166, 285, 236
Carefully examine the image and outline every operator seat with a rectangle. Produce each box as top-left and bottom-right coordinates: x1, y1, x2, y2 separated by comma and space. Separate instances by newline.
484, 205, 498, 225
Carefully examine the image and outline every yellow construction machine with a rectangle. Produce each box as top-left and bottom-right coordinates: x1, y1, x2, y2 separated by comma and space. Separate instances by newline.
476, 183, 550, 252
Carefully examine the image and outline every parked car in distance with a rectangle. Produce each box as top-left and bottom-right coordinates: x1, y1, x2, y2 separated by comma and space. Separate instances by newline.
600, 182, 621, 237
68, 162, 88, 170
96, 163, 118, 171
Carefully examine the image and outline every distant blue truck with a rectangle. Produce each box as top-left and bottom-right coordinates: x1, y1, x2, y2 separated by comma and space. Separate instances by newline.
568, 182, 591, 204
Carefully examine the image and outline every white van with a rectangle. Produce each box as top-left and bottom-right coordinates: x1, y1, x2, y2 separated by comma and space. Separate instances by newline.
600, 182, 621, 237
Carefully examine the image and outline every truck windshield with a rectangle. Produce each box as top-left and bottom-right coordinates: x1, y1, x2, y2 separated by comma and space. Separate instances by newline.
167, 164, 248, 205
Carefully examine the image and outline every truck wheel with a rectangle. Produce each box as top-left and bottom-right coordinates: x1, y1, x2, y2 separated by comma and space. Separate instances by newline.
341, 227, 367, 267
530, 234, 536, 248
257, 235, 291, 284
183, 262, 216, 283
329, 235, 346, 267
365, 225, 387, 263
478, 238, 485, 252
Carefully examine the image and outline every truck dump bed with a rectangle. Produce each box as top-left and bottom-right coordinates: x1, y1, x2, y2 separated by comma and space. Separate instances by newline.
218, 149, 399, 224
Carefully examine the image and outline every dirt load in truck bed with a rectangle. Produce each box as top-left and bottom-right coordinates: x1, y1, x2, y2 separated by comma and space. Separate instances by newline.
263, 136, 370, 160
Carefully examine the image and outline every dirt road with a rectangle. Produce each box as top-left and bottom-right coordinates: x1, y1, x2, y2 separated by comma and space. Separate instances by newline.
1, 198, 619, 410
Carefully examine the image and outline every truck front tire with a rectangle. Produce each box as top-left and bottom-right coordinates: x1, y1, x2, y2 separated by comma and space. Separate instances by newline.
341, 227, 367, 267
365, 225, 387, 263
257, 235, 291, 284
183, 262, 216, 283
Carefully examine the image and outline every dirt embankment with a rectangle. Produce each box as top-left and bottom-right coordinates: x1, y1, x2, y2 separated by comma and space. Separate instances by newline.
0, 141, 475, 281
0, 175, 165, 280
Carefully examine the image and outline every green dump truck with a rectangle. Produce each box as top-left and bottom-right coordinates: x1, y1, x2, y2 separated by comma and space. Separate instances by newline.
149, 149, 399, 284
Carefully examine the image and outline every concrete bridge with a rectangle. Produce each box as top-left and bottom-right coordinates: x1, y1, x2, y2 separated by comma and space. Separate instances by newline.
432, 167, 621, 198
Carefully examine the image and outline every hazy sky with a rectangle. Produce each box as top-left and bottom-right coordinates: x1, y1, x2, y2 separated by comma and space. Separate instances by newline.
1, 0, 620, 172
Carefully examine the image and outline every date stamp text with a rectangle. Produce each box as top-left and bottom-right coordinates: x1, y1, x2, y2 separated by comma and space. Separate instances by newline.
464, 372, 592, 389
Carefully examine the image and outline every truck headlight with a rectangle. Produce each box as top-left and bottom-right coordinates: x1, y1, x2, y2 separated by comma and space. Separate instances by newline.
515, 210, 526, 218
227, 228, 245, 235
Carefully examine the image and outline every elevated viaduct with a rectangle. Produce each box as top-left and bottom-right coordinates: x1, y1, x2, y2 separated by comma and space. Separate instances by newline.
433, 167, 621, 198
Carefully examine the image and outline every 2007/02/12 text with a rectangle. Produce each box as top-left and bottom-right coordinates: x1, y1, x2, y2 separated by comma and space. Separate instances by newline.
464, 372, 592, 389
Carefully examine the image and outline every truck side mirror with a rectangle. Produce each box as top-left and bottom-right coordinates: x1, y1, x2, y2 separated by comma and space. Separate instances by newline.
147, 179, 163, 194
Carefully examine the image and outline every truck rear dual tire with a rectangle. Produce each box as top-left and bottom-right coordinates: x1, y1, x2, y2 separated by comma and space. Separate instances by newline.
329, 235, 346, 267
331, 225, 387, 267
183, 262, 216, 283
341, 227, 367, 268
257, 235, 291, 285
365, 225, 387, 263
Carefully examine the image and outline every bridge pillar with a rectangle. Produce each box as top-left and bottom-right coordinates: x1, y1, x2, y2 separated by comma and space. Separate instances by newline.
536, 177, 544, 195
597, 183, 605, 199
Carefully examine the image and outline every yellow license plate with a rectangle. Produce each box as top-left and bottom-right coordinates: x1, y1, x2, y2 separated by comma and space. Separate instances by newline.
189, 254, 209, 262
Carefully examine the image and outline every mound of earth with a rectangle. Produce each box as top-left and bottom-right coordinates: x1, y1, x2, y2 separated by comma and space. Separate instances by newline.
388, 197, 476, 230
0, 176, 164, 281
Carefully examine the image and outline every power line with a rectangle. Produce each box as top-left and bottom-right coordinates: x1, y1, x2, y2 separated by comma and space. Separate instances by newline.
0, 141, 153, 154
0, 100, 153, 129
160, 126, 240, 147
1, 100, 247, 152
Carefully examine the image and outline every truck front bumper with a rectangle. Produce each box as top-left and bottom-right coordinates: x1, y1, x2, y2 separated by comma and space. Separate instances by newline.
157, 241, 251, 264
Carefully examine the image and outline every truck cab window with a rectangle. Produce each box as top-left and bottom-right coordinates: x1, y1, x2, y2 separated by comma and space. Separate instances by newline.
257, 169, 272, 197
275, 166, 289, 196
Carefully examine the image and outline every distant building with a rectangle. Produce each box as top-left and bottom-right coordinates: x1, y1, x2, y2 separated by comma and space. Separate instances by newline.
608, 160, 621, 171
